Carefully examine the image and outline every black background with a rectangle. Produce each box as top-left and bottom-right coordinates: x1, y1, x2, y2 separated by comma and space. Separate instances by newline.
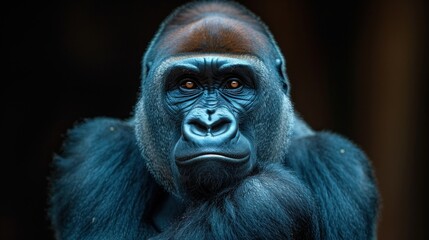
1, 0, 427, 239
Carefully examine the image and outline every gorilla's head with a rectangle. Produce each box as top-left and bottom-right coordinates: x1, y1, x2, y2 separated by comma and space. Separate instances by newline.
134, 1, 294, 199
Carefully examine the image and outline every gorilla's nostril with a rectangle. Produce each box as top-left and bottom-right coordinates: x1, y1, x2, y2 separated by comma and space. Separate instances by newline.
188, 120, 209, 136
185, 116, 236, 139
210, 119, 231, 136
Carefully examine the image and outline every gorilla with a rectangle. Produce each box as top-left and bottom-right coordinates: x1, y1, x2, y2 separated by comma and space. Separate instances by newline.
50, 1, 379, 239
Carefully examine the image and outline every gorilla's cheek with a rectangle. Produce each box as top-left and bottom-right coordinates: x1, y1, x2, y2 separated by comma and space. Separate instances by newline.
250, 85, 294, 163
134, 96, 181, 195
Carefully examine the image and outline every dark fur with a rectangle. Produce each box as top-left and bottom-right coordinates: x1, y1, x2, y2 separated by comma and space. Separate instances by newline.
50, 1, 379, 239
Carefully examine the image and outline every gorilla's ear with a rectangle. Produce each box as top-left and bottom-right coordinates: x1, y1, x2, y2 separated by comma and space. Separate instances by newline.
276, 58, 289, 94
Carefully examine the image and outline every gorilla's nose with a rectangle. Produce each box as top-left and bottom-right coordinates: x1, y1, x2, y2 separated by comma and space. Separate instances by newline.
183, 108, 238, 143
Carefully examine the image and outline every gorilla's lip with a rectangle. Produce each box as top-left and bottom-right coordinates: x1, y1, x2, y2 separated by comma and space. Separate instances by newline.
176, 153, 250, 166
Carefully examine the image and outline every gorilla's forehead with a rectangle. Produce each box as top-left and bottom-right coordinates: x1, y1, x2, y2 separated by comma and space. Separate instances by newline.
158, 15, 270, 56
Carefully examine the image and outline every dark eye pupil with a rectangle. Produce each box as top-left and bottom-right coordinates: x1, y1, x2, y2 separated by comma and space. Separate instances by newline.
182, 81, 195, 89
229, 80, 240, 89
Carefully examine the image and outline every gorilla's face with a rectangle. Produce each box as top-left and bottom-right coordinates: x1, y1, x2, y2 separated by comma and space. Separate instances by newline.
169, 56, 257, 197
136, 54, 293, 199
135, 14, 294, 199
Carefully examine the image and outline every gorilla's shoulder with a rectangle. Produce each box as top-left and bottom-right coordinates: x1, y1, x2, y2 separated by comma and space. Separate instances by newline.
291, 131, 364, 154
57, 117, 140, 167
288, 131, 371, 173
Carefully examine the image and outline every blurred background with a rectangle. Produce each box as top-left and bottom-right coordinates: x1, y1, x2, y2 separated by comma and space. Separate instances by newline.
1, 0, 427, 239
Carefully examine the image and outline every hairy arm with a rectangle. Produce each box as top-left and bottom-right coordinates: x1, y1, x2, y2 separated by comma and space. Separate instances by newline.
151, 164, 319, 240
286, 132, 379, 239
49, 118, 157, 239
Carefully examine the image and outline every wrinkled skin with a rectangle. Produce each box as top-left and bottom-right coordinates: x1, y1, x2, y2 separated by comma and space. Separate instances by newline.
49, 1, 379, 239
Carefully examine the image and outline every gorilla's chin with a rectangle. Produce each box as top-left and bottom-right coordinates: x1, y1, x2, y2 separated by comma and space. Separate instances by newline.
173, 133, 256, 199
178, 158, 255, 199
179, 160, 253, 199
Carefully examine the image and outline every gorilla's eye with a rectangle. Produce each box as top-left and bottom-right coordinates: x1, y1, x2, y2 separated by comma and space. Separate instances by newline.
225, 78, 242, 89
180, 79, 198, 90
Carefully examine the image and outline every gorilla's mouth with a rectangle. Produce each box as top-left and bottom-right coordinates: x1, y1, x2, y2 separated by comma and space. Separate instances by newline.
176, 153, 250, 166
